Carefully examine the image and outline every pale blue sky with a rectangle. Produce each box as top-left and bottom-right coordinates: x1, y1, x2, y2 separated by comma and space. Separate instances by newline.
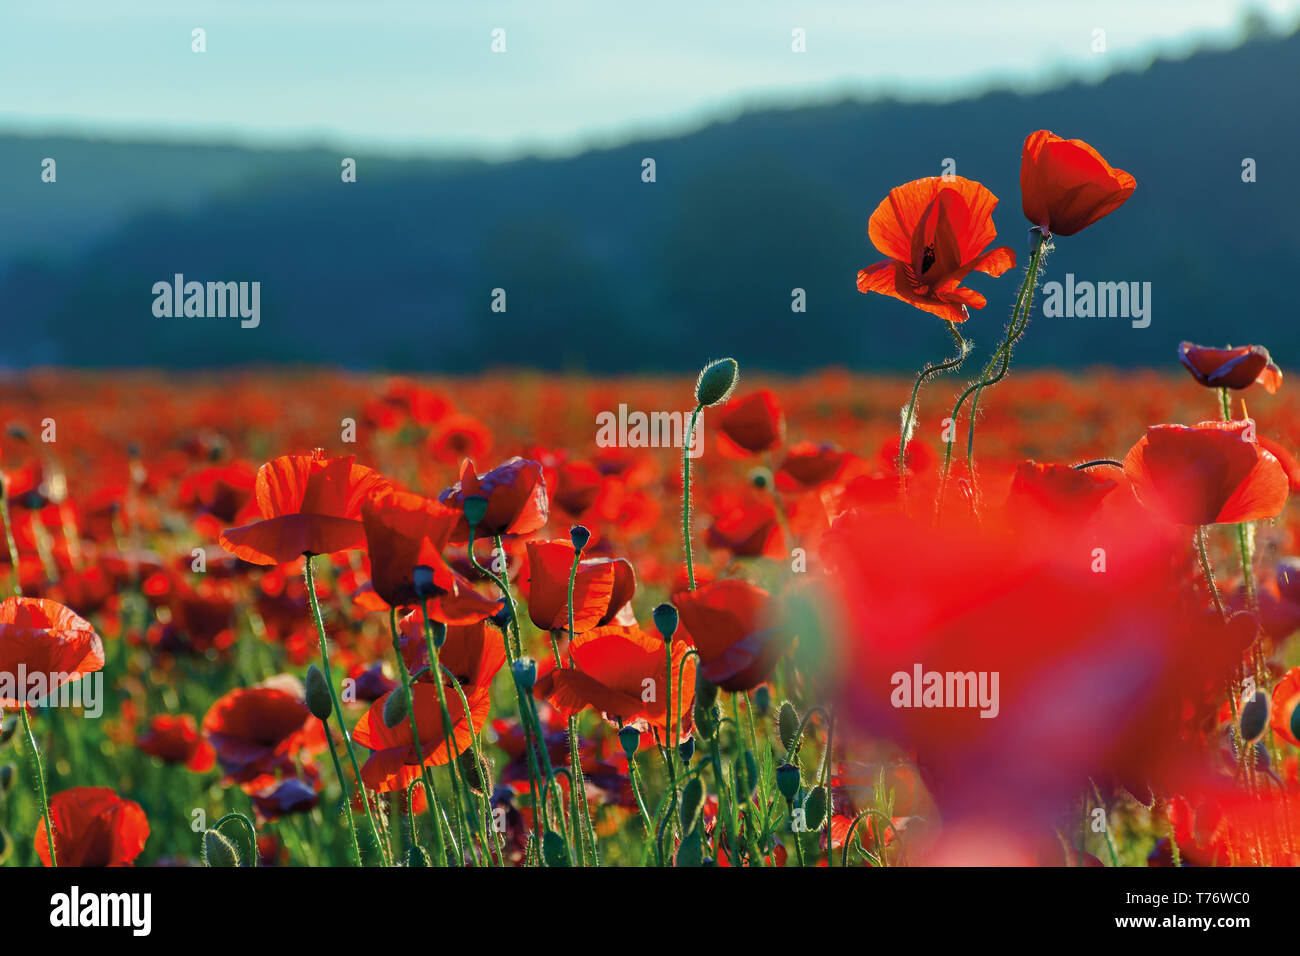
0, 0, 1295, 157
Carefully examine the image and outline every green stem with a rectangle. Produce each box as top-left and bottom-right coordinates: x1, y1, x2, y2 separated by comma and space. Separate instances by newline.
387, 606, 445, 858
1219, 387, 1259, 613
421, 601, 477, 866
22, 705, 56, 867
304, 555, 389, 866
682, 404, 703, 590
212, 811, 259, 867
896, 321, 968, 485
1195, 526, 1227, 619
0, 474, 22, 597
318, 715, 363, 866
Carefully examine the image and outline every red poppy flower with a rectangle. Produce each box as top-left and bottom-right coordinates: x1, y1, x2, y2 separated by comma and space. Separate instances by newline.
1271, 667, 1300, 747
704, 492, 785, 559
1020, 130, 1135, 237
438, 457, 549, 545
672, 578, 783, 691
353, 683, 491, 791
1178, 341, 1282, 394
777, 442, 847, 490
523, 539, 634, 633
219, 451, 391, 565
251, 776, 321, 822
551, 459, 603, 518
0, 597, 104, 707
1123, 421, 1288, 525
533, 624, 696, 733
360, 487, 459, 608
857, 177, 1016, 322
35, 786, 149, 867
201, 675, 325, 785
1006, 461, 1118, 521
717, 390, 785, 454
426, 414, 493, 464
136, 714, 216, 772
396, 612, 506, 691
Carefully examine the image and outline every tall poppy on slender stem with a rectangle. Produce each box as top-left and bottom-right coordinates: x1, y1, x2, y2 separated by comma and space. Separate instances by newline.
682, 359, 739, 590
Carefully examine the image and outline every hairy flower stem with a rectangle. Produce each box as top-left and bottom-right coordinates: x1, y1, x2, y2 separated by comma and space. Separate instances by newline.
1195, 526, 1227, 619
435, 661, 503, 866
304, 555, 390, 866
22, 705, 56, 866
212, 811, 259, 867
896, 321, 968, 496
0, 474, 21, 597
1218, 387, 1259, 613
937, 233, 1048, 515
388, 607, 444, 850
318, 714, 363, 865
563, 556, 600, 866
682, 404, 703, 590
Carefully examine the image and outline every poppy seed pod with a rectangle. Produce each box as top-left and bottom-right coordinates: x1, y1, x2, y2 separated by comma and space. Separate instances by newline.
677, 735, 696, 764
512, 657, 537, 693
1240, 690, 1269, 743
753, 685, 771, 716
749, 467, 772, 490
305, 664, 332, 720
569, 524, 591, 554
491, 603, 512, 630
618, 724, 640, 759
458, 749, 491, 795
429, 619, 447, 649
383, 688, 409, 728
775, 762, 801, 801
652, 602, 678, 641
203, 828, 241, 867
695, 358, 740, 407
679, 777, 705, 833
462, 494, 489, 528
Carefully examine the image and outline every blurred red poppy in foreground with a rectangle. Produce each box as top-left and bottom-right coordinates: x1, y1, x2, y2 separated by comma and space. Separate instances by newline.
220, 451, 391, 564
673, 579, 784, 691
1005, 461, 1117, 523
1178, 341, 1282, 394
534, 624, 696, 733
35, 786, 149, 867
1020, 130, 1135, 237
439, 457, 549, 545
352, 683, 491, 791
1123, 421, 1288, 525
857, 176, 1015, 322
0, 597, 104, 707
717, 390, 785, 454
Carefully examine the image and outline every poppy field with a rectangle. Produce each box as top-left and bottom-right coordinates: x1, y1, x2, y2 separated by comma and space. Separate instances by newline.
4, 130, 1300, 873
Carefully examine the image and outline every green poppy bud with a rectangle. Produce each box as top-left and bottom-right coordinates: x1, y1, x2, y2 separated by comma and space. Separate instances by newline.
383, 688, 409, 728
1240, 690, 1269, 743
695, 358, 740, 407
694, 703, 716, 740
802, 785, 829, 831
619, 724, 640, 759
775, 762, 801, 801
695, 671, 718, 709
777, 700, 800, 753
406, 844, 432, 867
679, 777, 705, 833
676, 826, 704, 867
305, 664, 332, 721
652, 603, 678, 642
677, 735, 696, 764
542, 829, 571, 867
458, 749, 491, 795
203, 828, 241, 867
512, 657, 537, 693
753, 685, 771, 716
463, 494, 489, 528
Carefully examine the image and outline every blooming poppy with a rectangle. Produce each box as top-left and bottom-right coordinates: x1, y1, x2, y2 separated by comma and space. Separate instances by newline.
523, 539, 634, 633
426, 413, 493, 464
1178, 341, 1282, 394
672, 579, 784, 691
717, 390, 785, 454
136, 714, 216, 772
533, 623, 696, 734
1005, 461, 1117, 521
352, 683, 491, 791
777, 442, 848, 490
551, 459, 603, 519
1020, 130, 1135, 236
35, 786, 149, 867
201, 675, 325, 785
438, 457, 549, 545
1123, 421, 1288, 525
857, 177, 1016, 322
0, 597, 104, 708
396, 612, 506, 691
360, 487, 459, 608
704, 492, 785, 559
219, 451, 391, 565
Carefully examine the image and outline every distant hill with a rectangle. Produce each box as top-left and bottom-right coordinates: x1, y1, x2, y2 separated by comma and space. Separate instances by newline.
2, 27, 1297, 373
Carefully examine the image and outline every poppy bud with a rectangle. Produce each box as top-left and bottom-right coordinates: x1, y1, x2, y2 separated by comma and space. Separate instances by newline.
383, 689, 409, 728
406, 844, 432, 867
652, 602, 678, 642
753, 685, 771, 716
695, 671, 718, 709
1240, 690, 1269, 743
777, 700, 800, 753
0, 763, 13, 796
676, 826, 704, 867
694, 704, 716, 740
695, 357, 740, 407
305, 664, 332, 720
775, 762, 801, 801
491, 603, 512, 630
542, 829, 571, 867
203, 828, 241, 867
749, 467, 772, 490
0, 716, 16, 747
802, 785, 829, 830
0, 828, 10, 865
677, 735, 696, 764
569, 525, 591, 554
463, 494, 489, 528
679, 777, 705, 833
412, 564, 439, 598
619, 724, 640, 759
429, 619, 447, 649
458, 749, 491, 795
734, 751, 758, 797
512, 657, 537, 693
